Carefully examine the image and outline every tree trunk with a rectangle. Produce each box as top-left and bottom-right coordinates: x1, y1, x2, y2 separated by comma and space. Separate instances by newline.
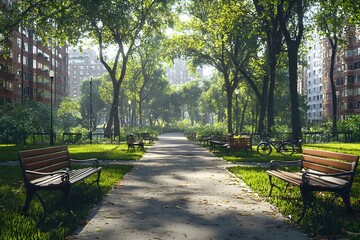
258, 75, 269, 135
227, 89, 233, 134
267, 48, 277, 134
240, 99, 248, 133
288, 42, 302, 140
329, 38, 338, 136
105, 81, 120, 138
278, 0, 304, 141
139, 98, 143, 127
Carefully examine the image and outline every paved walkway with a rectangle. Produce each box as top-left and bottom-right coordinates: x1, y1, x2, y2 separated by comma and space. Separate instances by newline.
73, 133, 309, 240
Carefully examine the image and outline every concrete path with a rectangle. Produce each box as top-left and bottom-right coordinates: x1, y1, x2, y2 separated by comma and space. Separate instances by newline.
73, 133, 309, 240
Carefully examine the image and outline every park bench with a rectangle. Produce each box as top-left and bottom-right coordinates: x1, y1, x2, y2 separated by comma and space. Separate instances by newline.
126, 134, 144, 151
209, 133, 233, 152
19, 145, 102, 214
209, 139, 227, 152
139, 132, 154, 143
267, 148, 359, 221
225, 137, 252, 153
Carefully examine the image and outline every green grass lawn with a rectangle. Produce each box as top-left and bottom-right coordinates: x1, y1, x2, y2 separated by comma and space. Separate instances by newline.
227, 142, 360, 239
0, 164, 133, 240
2, 142, 360, 239
0, 143, 143, 239
0, 143, 144, 162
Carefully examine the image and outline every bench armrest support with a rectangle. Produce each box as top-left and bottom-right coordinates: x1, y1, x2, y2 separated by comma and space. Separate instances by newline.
302, 170, 353, 183
25, 169, 70, 182
269, 160, 301, 170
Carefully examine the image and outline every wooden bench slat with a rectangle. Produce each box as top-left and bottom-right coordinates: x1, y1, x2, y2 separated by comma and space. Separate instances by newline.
302, 149, 359, 162
26, 155, 70, 171
302, 162, 345, 175
19, 146, 68, 158
267, 170, 302, 185
305, 174, 348, 188
226, 137, 252, 152
23, 151, 69, 165
302, 155, 353, 171
69, 168, 102, 184
30, 174, 65, 186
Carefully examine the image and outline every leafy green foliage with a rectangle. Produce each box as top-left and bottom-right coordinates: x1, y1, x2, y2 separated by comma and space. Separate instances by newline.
79, 77, 109, 130
0, 102, 52, 143
57, 97, 82, 132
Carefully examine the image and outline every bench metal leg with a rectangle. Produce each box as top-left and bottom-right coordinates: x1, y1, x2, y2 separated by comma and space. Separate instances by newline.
62, 185, 72, 213
85, 171, 102, 193
339, 189, 353, 213
23, 190, 47, 215
268, 175, 274, 197
299, 188, 311, 222
23, 190, 34, 214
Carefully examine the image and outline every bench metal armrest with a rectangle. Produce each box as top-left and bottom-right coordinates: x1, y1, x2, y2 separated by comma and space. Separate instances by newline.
269, 160, 301, 170
25, 169, 70, 182
70, 158, 99, 167
302, 170, 353, 182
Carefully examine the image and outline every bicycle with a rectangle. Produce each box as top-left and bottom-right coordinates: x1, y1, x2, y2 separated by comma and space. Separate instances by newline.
257, 136, 295, 156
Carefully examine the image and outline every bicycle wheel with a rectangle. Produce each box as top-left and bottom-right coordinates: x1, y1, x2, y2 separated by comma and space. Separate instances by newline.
279, 142, 295, 156
257, 143, 272, 156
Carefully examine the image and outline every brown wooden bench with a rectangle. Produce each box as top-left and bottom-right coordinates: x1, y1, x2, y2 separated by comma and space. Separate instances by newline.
19, 145, 102, 214
225, 137, 252, 153
267, 148, 359, 221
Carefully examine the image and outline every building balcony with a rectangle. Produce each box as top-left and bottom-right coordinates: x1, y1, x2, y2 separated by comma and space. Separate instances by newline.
0, 71, 16, 81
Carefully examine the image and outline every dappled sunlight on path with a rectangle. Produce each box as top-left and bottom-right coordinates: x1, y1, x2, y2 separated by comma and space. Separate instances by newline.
73, 132, 309, 240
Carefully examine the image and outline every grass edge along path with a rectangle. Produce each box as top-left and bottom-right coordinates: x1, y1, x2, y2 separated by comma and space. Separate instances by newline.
0, 164, 133, 240
227, 142, 360, 240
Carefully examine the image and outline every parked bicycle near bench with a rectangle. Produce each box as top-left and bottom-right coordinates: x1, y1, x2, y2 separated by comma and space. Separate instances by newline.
257, 135, 295, 156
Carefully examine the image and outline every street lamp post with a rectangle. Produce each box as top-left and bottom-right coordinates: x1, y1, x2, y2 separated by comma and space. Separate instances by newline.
128, 100, 131, 127
234, 88, 239, 135
49, 70, 54, 145
89, 78, 93, 144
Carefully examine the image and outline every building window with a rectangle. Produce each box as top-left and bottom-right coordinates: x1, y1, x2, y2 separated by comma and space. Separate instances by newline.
348, 63, 354, 70
345, 49, 353, 57
348, 76, 355, 83
336, 78, 344, 85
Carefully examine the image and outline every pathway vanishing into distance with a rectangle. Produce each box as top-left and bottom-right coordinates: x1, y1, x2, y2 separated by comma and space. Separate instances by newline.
73, 132, 309, 240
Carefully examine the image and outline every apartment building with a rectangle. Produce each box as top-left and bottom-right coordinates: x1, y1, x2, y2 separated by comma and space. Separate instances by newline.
0, 0, 68, 106
322, 27, 360, 120
166, 58, 203, 85
68, 48, 106, 100
303, 33, 323, 122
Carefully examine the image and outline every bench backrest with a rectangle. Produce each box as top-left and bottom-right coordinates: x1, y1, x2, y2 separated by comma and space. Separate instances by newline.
19, 145, 70, 182
229, 137, 252, 147
301, 149, 359, 181
126, 134, 136, 144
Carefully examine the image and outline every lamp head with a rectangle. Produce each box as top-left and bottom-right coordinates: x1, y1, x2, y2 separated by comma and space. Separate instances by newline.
49, 70, 55, 78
